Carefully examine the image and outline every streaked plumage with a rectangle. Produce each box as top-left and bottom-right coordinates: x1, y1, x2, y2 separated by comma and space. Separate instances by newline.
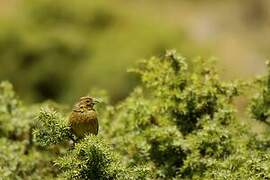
69, 96, 99, 139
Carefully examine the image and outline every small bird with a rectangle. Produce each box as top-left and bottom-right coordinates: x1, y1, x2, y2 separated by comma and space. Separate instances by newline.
69, 96, 100, 139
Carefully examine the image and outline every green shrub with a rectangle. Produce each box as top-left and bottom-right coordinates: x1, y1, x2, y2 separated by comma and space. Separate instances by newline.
249, 61, 270, 124
33, 108, 71, 147
55, 135, 148, 180
0, 81, 59, 179
1, 50, 270, 179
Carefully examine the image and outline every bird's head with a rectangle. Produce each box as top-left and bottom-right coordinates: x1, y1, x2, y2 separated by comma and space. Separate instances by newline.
78, 96, 101, 110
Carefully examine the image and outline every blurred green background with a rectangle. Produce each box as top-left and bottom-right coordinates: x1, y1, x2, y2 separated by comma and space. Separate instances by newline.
0, 0, 269, 104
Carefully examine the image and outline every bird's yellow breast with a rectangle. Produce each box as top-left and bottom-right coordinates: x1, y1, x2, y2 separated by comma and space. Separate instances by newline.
69, 110, 98, 138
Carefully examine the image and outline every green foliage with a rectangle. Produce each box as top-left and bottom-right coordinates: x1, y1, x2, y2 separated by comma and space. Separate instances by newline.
33, 109, 149, 179
98, 50, 241, 179
0, 81, 29, 139
249, 61, 270, 124
1, 50, 270, 179
0, 139, 57, 179
33, 108, 71, 147
56, 135, 141, 180
0, 81, 58, 179
132, 50, 239, 134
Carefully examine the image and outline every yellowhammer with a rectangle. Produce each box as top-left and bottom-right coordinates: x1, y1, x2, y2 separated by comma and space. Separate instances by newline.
69, 96, 99, 139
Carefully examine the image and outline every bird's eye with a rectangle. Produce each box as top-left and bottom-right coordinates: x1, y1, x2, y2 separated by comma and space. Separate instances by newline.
86, 100, 90, 103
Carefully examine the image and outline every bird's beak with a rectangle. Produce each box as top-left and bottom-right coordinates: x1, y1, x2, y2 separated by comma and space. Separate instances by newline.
93, 98, 102, 104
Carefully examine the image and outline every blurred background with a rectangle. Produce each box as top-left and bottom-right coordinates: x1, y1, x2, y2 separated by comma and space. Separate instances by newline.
0, 0, 269, 104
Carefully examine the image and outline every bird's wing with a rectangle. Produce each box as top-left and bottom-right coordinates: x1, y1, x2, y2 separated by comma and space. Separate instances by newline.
86, 110, 98, 135
96, 118, 99, 134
